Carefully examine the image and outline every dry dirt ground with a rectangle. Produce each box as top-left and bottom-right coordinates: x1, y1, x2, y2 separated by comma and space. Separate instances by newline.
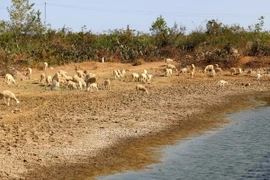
0, 61, 270, 179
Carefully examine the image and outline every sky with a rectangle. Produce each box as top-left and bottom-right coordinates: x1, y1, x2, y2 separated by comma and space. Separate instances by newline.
1, 0, 270, 34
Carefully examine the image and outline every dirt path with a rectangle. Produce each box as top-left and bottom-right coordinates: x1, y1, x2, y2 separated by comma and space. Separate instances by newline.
0, 61, 269, 179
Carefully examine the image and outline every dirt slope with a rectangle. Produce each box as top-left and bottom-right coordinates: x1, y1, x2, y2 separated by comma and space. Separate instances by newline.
0, 61, 269, 179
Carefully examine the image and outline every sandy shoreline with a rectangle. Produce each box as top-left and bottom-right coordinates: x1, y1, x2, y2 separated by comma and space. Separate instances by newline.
0, 62, 270, 179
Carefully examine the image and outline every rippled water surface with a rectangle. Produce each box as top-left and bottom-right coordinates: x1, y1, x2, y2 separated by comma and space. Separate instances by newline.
98, 105, 270, 180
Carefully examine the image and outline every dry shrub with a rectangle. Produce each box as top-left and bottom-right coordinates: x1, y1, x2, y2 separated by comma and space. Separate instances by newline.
133, 58, 145, 66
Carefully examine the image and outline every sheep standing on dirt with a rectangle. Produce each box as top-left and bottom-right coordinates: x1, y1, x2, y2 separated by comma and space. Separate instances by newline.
136, 84, 149, 95
209, 69, 216, 77
190, 64, 195, 78
131, 72, 140, 82
139, 72, 148, 83
4, 74, 16, 85
26, 68, 32, 79
46, 75, 52, 85
0, 90, 20, 106
146, 74, 153, 83
44, 62, 48, 71
113, 70, 121, 79
66, 80, 78, 90
86, 83, 98, 92
104, 79, 111, 90
40, 73, 46, 84
230, 67, 242, 75
204, 65, 214, 73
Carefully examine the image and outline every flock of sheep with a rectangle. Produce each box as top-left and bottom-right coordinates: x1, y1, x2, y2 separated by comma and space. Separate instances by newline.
0, 59, 268, 106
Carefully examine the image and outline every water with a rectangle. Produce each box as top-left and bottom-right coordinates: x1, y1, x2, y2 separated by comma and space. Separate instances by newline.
98, 105, 270, 180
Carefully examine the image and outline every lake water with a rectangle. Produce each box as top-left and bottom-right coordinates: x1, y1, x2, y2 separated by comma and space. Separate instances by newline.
98, 105, 270, 180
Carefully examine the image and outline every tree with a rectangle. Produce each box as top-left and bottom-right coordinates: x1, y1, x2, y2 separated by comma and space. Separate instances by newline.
6, 0, 45, 39
150, 15, 170, 48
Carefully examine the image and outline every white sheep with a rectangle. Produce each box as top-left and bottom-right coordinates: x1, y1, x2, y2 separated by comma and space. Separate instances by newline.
0, 90, 20, 106
218, 80, 228, 86
131, 72, 140, 82
113, 70, 121, 79
146, 74, 153, 83
104, 79, 111, 90
86, 82, 98, 92
44, 62, 48, 71
136, 84, 149, 95
46, 75, 52, 85
230, 67, 242, 75
178, 67, 188, 75
25, 67, 32, 79
40, 73, 46, 84
139, 73, 148, 83
209, 69, 216, 77
191, 64, 195, 72
204, 65, 214, 73
4, 74, 16, 85
67, 80, 78, 90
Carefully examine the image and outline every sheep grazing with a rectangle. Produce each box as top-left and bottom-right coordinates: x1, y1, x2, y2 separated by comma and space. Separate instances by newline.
44, 62, 48, 71
178, 67, 188, 75
67, 80, 78, 90
139, 73, 148, 83
146, 74, 153, 83
131, 72, 140, 82
86, 76, 98, 87
136, 84, 149, 95
113, 70, 121, 79
113, 69, 126, 79
86, 82, 98, 92
46, 75, 52, 85
40, 73, 46, 84
230, 67, 242, 75
204, 65, 214, 73
104, 79, 111, 90
0, 90, 20, 106
4, 73, 16, 85
26, 67, 32, 79
218, 80, 228, 86
209, 69, 216, 77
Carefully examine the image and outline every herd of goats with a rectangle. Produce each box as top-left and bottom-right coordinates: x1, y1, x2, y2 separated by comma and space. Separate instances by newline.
0, 58, 268, 106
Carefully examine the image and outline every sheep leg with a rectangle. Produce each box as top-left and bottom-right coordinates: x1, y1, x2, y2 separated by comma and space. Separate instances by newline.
7, 97, 10, 106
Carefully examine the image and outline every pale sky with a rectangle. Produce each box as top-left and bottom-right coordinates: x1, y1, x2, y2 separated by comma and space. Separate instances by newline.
1, 0, 270, 34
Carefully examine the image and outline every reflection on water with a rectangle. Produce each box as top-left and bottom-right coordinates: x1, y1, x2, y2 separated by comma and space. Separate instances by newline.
98, 106, 270, 180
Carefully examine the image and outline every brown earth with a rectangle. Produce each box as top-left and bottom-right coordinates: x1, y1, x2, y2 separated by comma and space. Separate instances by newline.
0, 61, 270, 180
